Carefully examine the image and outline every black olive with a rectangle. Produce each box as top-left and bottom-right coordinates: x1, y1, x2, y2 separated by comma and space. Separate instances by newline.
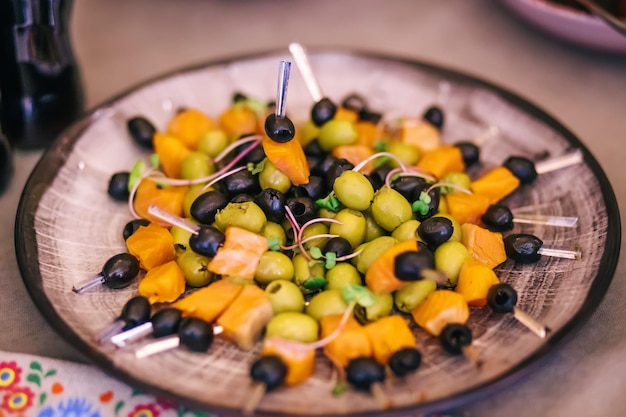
190, 191, 229, 224
504, 233, 543, 263
286, 196, 319, 227
123, 219, 150, 241
503, 156, 537, 184
232, 92, 247, 103
326, 158, 354, 188
303, 139, 326, 157
417, 216, 454, 249
388, 347, 422, 377
235, 138, 266, 164
341, 93, 368, 113
358, 110, 382, 124
367, 164, 393, 191
127, 117, 156, 149
392, 176, 427, 201
487, 283, 518, 314
264, 114, 295, 143
189, 225, 225, 258
221, 168, 260, 198
250, 355, 287, 391
439, 323, 473, 355
102, 253, 140, 289
422, 105, 444, 129
230, 194, 255, 203
108, 172, 130, 201
311, 154, 337, 177
311, 97, 337, 127
481, 204, 514, 232
393, 250, 434, 281
455, 142, 480, 167
120, 296, 151, 330
291, 176, 327, 200
346, 357, 385, 391
254, 188, 286, 223
412, 185, 440, 221
178, 318, 214, 352
151, 308, 183, 338
323, 237, 352, 259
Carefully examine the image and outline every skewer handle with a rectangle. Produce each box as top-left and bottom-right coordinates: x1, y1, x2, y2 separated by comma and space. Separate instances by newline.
110, 322, 154, 347
535, 149, 583, 174
275, 61, 291, 118
289, 42, 323, 102
513, 307, 550, 338
72, 274, 104, 294
135, 335, 180, 358
537, 247, 582, 260
94, 319, 126, 345
370, 382, 391, 409
148, 205, 199, 234
242, 382, 267, 416
461, 345, 483, 369
513, 215, 578, 228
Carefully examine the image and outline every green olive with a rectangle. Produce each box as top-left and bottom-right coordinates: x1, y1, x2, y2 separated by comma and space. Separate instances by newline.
433, 214, 462, 242
363, 209, 387, 242
371, 187, 413, 232
266, 312, 319, 343
214, 201, 267, 234
299, 120, 320, 147
180, 151, 214, 180
301, 222, 329, 250
442, 172, 471, 193
333, 170, 374, 211
391, 219, 421, 242
329, 209, 367, 249
255, 251, 295, 285
326, 263, 363, 290
317, 119, 358, 151
293, 254, 326, 295
261, 221, 287, 247
305, 290, 348, 322
197, 129, 230, 158
319, 208, 338, 219
386, 141, 420, 167
170, 219, 198, 253
434, 241, 469, 286
393, 280, 437, 313
265, 280, 305, 314
183, 184, 210, 218
354, 292, 394, 324
352, 236, 397, 274
176, 250, 213, 287
258, 158, 292, 194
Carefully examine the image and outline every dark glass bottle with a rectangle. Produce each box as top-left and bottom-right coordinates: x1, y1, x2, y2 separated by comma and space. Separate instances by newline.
0, 0, 84, 150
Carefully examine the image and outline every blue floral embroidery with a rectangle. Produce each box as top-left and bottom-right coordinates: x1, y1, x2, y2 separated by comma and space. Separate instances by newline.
37, 398, 101, 417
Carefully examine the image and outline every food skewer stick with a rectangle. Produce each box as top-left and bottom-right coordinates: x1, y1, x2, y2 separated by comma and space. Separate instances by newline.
439, 323, 482, 368
110, 307, 183, 347
288, 42, 337, 126
504, 233, 581, 263
93, 296, 151, 345
72, 253, 140, 294
345, 357, 391, 409
487, 283, 550, 338
504, 149, 584, 185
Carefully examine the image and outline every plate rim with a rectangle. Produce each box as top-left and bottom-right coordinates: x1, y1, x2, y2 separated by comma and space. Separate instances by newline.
14, 47, 622, 416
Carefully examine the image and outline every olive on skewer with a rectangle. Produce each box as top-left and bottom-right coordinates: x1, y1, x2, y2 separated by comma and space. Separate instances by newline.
110, 307, 184, 347
439, 323, 482, 368
289, 43, 337, 127
346, 357, 391, 409
243, 355, 288, 416
503, 150, 584, 185
481, 204, 578, 232
93, 296, 151, 345
265, 61, 296, 143
72, 253, 141, 294
504, 233, 581, 263
134, 317, 216, 358
487, 283, 550, 338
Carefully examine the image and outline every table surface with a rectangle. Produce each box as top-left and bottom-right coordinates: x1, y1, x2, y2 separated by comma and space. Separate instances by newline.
2, 1, 626, 416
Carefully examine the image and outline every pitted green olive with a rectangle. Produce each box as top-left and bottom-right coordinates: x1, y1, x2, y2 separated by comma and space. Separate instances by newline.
329, 209, 367, 249
326, 263, 363, 290
255, 251, 295, 284
265, 280, 305, 314
266, 312, 319, 343
214, 201, 267, 234
393, 279, 437, 313
371, 187, 413, 232
353, 236, 397, 274
354, 292, 393, 324
305, 290, 349, 322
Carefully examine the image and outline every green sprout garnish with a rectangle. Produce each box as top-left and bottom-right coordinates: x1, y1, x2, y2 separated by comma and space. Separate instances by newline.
247, 159, 265, 175
341, 284, 375, 307
267, 237, 281, 251
412, 191, 431, 216
303, 276, 327, 291
332, 381, 348, 396
373, 141, 387, 152
324, 252, 337, 269
316, 193, 340, 212
127, 160, 146, 191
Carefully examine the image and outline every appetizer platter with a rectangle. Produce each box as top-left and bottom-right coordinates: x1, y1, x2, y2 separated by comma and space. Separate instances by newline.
15, 47, 620, 416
